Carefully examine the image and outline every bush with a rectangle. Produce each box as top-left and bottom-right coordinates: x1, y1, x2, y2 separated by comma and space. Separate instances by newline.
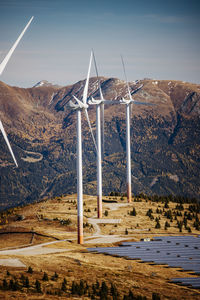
104, 210, 108, 217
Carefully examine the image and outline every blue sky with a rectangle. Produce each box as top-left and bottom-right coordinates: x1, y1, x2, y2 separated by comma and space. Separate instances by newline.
0, 0, 199, 87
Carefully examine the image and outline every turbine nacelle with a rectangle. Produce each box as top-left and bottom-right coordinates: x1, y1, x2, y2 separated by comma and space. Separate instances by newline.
72, 95, 89, 110
120, 98, 134, 105
88, 97, 103, 105
88, 97, 116, 105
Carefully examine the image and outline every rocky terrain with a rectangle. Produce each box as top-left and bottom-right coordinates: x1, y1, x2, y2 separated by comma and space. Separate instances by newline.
0, 78, 200, 210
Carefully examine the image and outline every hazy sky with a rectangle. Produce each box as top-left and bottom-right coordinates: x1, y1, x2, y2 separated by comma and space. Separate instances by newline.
0, 0, 200, 87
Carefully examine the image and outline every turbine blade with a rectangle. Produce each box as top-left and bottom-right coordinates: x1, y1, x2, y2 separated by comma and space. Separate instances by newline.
82, 51, 93, 104
0, 119, 18, 167
92, 51, 105, 158
92, 50, 104, 100
73, 95, 84, 107
130, 102, 132, 118
0, 16, 34, 76
121, 55, 132, 101
84, 108, 99, 156
133, 101, 155, 106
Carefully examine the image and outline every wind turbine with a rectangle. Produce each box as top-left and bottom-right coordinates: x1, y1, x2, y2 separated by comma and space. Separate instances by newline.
120, 55, 153, 203
88, 51, 116, 218
0, 16, 34, 167
88, 52, 103, 218
70, 51, 97, 244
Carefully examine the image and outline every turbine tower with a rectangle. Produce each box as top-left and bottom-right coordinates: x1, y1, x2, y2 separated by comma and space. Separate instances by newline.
70, 51, 96, 244
0, 16, 34, 167
120, 55, 153, 203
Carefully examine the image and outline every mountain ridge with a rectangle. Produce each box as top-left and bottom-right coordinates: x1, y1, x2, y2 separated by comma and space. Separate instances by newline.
0, 78, 199, 210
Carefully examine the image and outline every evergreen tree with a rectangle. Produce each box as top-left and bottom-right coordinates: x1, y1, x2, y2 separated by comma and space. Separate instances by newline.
9, 279, 14, 290
20, 274, 26, 285
25, 276, 29, 288
110, 282, 118, 299
42, 272, 49, 281
155, 219, 161, 229
61, 279, 67, 292
99, 281, 108, 299
130, 207, 137, 216
27, 266, 33, 274
63, 277, 67, 285
152, 293, 161, 300
35, 279, 42, 293
2, 279, 8, 290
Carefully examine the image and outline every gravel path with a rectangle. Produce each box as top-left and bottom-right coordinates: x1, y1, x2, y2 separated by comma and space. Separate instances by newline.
86, 203, 132, 244
0, 239, 69, 256
0, 258, 26, 267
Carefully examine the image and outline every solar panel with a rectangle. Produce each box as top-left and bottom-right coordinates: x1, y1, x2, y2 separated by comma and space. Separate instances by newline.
87, 236, 200, 277
171, 277, 200, 289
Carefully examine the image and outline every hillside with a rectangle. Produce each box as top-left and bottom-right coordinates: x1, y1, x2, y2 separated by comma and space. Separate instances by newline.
0, 78, 200, 210
0, 194, 200, 299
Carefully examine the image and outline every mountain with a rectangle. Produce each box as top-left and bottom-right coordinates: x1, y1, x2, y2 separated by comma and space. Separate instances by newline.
33, 80, 61, 88
0, 78, 199, 210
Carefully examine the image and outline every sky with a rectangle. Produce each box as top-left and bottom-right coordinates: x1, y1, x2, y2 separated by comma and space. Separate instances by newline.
0, 0, 200, 87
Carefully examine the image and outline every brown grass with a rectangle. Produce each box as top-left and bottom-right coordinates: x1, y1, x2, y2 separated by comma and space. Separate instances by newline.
0, 194, 200, 299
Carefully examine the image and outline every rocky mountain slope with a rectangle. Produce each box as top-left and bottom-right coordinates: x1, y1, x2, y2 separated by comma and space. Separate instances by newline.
0, 78, 199, 210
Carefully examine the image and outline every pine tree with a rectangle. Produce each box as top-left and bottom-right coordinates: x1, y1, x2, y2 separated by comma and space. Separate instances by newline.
3, 279, 8, 290
42, 272, 49, 281
152, 293, 161, 300
35, 279, 42, 293
27, 266, 33, 274
110, 282, 118, 299
61, 279, 67, 292
25, 276, 29, 288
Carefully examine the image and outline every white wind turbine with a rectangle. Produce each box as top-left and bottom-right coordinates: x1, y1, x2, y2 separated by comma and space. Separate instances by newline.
88, 51, 116, 218
0, 16, 34, 167
70, 51, 97, 244
88, 51, 103, 218
120, 55, 153, 202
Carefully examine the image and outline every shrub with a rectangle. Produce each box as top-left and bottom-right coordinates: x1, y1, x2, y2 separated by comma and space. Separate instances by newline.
104, 210, 108, 217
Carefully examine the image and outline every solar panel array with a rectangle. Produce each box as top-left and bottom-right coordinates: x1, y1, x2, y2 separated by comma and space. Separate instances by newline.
88, 236, 200, 289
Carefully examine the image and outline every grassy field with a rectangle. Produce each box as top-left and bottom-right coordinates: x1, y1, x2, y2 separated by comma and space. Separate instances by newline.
0, 194, 199, 299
